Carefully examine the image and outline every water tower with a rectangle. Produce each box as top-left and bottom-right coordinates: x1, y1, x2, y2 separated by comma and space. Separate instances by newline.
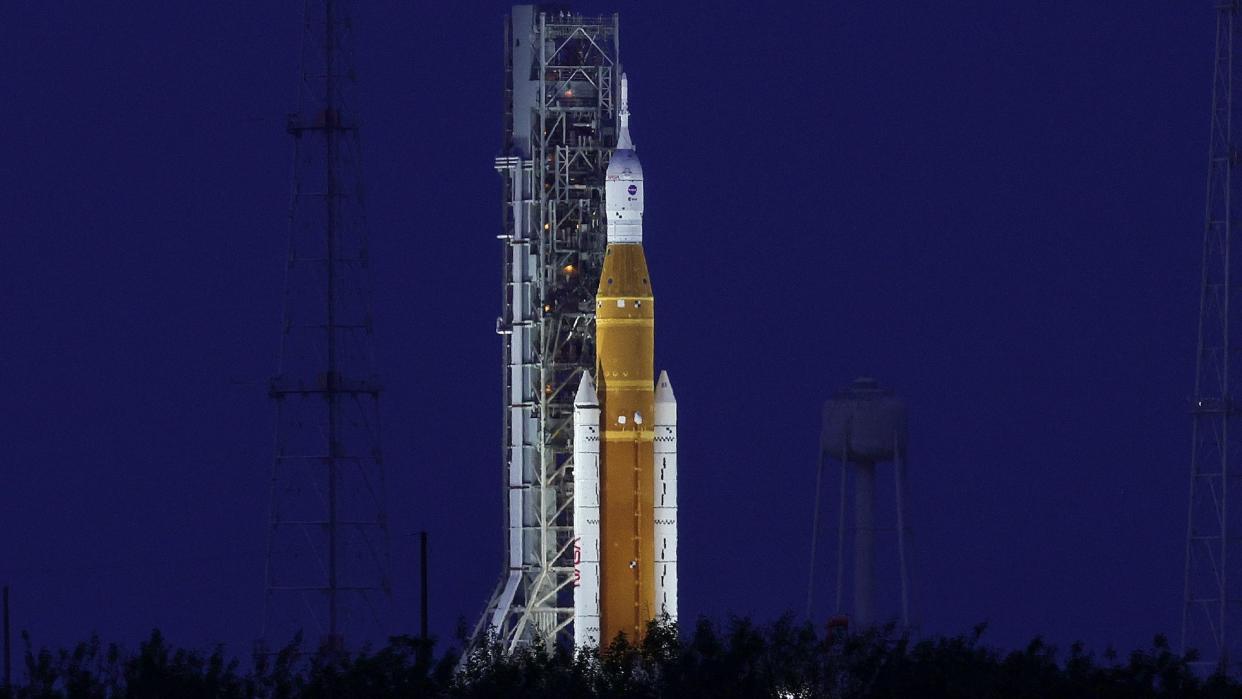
808, 377, 911, 628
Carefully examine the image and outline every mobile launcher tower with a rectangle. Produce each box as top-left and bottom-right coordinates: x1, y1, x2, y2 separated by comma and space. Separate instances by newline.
474, 5, 675, 655
475, 6, 676, 651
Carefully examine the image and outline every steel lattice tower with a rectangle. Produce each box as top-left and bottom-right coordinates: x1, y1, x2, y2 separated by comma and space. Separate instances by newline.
262, 0, 391, 650
472, 6, 620, 651
1184, 0, 1242, 672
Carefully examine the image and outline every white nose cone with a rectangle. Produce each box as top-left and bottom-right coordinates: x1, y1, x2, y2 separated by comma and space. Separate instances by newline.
575, 370, 599, 407
606, 73, 643, 244
655, 370, 675, 405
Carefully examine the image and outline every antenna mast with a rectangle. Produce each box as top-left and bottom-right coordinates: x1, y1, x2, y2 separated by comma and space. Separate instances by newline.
1184, 0, 1242, 673
262, 0, 391, 649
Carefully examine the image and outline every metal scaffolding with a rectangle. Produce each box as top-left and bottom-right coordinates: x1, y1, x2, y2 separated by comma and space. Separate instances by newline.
473, 5, 620, 651
261, 0, 391, 651
1183, 0, 1242, 673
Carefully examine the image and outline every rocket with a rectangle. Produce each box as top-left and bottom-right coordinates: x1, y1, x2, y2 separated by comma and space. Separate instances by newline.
573, 73, 678, 647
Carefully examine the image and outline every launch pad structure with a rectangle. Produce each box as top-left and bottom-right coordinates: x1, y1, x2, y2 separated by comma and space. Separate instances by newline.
474, 6, 622, 650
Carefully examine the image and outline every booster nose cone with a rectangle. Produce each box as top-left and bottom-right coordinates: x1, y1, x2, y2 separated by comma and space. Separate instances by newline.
606, 73, 643, 244
655, 371, 676, 404
576, 371, 599, 407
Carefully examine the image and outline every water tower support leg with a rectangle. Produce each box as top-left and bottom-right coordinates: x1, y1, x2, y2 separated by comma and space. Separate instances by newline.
835, 449, 848, 615
807, 451, 825, 620
894, 436, 910, 629
854, 461, 875, 627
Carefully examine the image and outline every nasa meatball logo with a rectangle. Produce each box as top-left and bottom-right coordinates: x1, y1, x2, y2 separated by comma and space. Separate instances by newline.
627, 184, 637, 196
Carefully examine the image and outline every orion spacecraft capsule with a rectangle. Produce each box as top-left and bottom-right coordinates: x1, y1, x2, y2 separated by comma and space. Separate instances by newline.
573, 73, 678, 646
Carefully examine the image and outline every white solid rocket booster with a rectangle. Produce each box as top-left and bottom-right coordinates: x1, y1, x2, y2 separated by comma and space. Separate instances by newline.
573, 372, 602, 646
654, 370, 678, 620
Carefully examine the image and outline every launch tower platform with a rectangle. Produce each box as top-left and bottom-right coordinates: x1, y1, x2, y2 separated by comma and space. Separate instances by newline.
474, 5, 621, 651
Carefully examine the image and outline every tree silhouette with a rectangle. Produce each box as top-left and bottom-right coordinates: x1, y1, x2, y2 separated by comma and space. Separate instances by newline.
4, 618, 1239, 698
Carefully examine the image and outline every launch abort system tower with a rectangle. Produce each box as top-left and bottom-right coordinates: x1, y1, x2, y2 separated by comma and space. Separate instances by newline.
1183, 1, 1242, 672
476, 6, 621, 650
262, 0, 392, 649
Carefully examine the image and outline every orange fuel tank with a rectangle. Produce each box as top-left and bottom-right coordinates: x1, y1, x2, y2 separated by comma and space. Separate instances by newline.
595, 242, 656, 643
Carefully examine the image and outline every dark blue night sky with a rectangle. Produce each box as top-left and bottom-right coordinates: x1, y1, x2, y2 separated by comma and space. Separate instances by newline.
0, 1, 1209, 659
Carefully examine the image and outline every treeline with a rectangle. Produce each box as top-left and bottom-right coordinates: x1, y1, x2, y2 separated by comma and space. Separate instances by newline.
2, 617, 1240, 698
